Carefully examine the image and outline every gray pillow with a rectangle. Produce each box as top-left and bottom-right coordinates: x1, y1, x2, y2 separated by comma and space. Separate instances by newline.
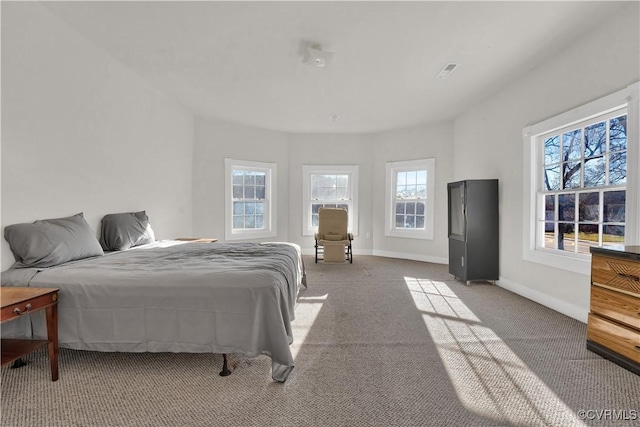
4, 213, 104, 268
99, 211, 155, 251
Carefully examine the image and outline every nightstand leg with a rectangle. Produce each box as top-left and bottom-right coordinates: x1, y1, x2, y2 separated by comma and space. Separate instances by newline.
46, 304, 59, 381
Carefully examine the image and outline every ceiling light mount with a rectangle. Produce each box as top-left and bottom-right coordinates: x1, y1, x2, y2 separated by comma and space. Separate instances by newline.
303, 44, 335, 68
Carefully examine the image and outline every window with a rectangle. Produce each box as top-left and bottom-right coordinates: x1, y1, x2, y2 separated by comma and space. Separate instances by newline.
540, 112, 627, 254
302, 165, 358, 236
385, 158, 436, 239
523, 83, 638, 274
224, 158, 276, 240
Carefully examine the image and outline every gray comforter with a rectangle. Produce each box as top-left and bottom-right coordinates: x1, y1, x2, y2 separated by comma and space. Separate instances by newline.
1, 241, 306, 382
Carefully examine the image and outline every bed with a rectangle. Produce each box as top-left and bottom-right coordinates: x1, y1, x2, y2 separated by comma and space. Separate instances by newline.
1, 213, 306, 382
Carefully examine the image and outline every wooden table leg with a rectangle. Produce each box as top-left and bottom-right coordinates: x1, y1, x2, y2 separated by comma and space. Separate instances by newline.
46, 304, 59, 381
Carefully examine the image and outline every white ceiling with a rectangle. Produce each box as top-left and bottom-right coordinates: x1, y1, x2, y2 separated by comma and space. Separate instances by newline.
42, 1, 629, 134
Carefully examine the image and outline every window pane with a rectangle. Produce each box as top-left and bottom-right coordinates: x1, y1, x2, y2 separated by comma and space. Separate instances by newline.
609, 115, 627, 152
244, 202, 255, 215
395, 203, 405, 215
336, 175, 348, 188
406, 202, 416, 215
416, 185, 426, 199
321, 187, 336, 200
578, 224, 599, 254
395, 215, 404, 228
255, 215, 264, 229
233, 201, 244, 215
337, 204, 349, 211
244, 186, 255, 199
584, 121, 606, 158
311, 174, 324, 189
245, 215, 255, 228
336, 187, 349, 200
544, 136, 560, 165
311, 186, 321, 200
563, 129, 581, 161
603, 225, 625, 247
233, 185, 243, 199
312, 214, 319, 227
603, 190, 625, 223
558, 223, 575, 252
543, 222, 555, 249
244, 174, 255, 186
545, 195, 555, 221
397, 172, 406, 186
322, 175, 337, 188
562, 162, 581, 189
609, 151, 626, 185
255, 174, 265, 186
406, 171, 417, 186
558, 194, 575, 221
544, 165, 560, 191
578, 192, 599, 222
416, 202, 425, 215
416, 216, 425, 229
232, 172, 244, 185
233, 216, 244, 229
416, 170, 427, 185
583, 156, 605, 187
255, 202, 264, 215
312, 204, 322, 214
255, 186, 265, 199
405, 216, 415, 228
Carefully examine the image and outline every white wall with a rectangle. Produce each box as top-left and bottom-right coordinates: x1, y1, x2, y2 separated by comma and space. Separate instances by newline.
192, 119, 453, 263
1, 2, 194, 270
452, 1, 640, 321
192, 117, 290, 242
371, 122, 454, 263
286, 133, 375, 253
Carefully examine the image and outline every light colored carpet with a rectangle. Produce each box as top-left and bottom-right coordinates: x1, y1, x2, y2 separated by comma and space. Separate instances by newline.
2, 256, 639, 427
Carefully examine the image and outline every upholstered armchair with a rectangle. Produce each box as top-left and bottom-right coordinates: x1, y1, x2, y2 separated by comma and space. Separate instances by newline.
314, 208, 353, 263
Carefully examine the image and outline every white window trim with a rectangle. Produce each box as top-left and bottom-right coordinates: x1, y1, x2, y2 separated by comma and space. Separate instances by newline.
224, 158, 277, 241
522, 82, 639, 275
384, 158, 436, 240
302, 165, 359, 236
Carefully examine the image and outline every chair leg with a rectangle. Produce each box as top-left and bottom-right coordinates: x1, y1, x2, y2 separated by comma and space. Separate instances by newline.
315, 240, 318, 263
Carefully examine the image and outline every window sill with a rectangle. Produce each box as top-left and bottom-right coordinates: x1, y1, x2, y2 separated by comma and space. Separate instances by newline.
523, 248, 590, 276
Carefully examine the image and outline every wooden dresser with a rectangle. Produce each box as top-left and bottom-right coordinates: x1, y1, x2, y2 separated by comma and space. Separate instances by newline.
587, 246, 640, 375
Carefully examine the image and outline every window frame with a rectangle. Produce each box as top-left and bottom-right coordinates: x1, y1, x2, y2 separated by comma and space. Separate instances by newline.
224, 158, 277, 241
522, 82, 639, 275
302, 165, 359, 236
384, 158, 436, 240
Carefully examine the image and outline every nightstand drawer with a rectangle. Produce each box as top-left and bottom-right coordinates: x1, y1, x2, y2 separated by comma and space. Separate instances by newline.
590, 286, 640, 330
591, 254, 640, 297
0, 291, 58, 322
587, 313, 640, 363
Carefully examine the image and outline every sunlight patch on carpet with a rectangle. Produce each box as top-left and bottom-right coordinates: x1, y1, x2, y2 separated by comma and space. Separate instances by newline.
405, 277, 586, 426
291, 294, 327, 359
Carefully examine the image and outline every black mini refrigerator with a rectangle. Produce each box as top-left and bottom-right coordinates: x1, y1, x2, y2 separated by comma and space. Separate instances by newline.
447, 179, 499, 282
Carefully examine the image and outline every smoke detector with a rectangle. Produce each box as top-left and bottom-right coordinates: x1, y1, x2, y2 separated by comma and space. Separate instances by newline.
303, 45, 335, 68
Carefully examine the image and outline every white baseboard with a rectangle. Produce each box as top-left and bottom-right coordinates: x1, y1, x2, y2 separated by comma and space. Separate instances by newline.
371, 250, 448, 265
497, 277, 588, 323
301, 248, 447, 265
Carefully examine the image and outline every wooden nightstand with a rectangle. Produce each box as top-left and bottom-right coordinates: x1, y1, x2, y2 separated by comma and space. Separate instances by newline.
175, 238, 218, 243
1, 287, 60, 381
